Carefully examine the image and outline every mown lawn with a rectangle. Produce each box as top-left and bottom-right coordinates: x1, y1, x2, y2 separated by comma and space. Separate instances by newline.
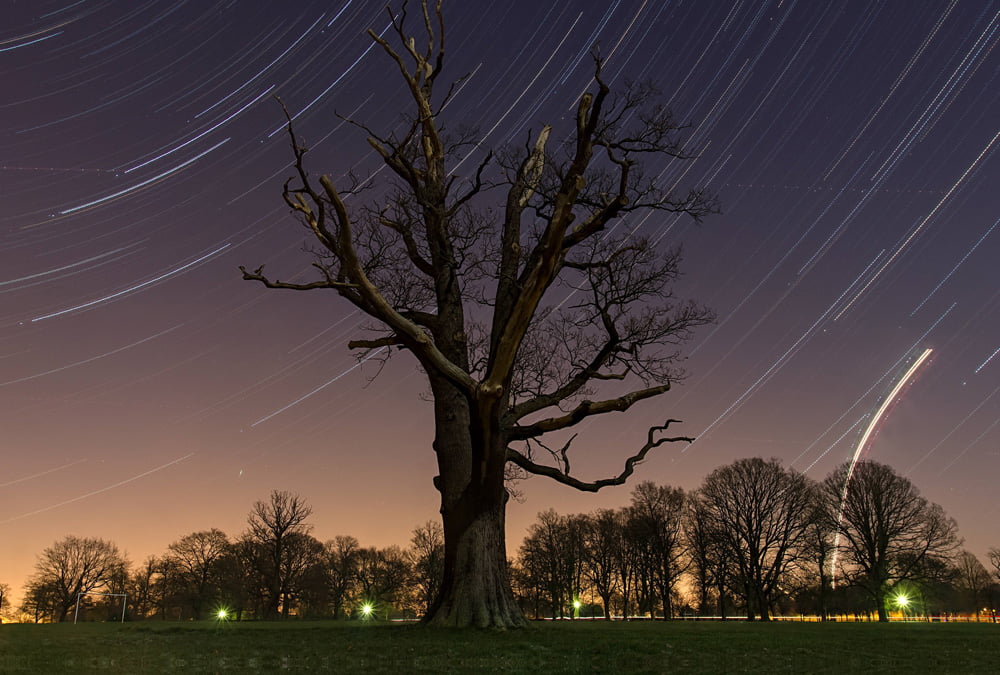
1, 619, 996, 673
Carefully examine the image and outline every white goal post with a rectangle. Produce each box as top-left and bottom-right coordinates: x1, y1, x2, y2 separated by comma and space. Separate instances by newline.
74, 592, 127, 624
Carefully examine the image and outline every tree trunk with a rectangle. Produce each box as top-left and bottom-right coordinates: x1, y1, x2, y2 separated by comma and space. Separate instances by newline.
424, 492, 526, 627
601, 592, 612, 620
422, 378, 527, 628
875, 588, 889, 622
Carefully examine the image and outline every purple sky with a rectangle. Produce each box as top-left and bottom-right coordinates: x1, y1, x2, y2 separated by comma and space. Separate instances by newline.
3, 0, 998, 602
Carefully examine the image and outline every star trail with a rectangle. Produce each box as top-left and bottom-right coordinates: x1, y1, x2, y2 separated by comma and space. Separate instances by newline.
2, 1, 998, 604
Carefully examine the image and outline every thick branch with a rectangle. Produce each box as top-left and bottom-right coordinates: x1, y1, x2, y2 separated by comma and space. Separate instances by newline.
347, 335, 404, 350
506, 420, 692, 492
240, 265, 358, 292
509, 383, 671, 440
317, 174, 474, 393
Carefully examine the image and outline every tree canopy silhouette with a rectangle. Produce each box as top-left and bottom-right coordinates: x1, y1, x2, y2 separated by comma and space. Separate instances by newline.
242, 0, 716, 627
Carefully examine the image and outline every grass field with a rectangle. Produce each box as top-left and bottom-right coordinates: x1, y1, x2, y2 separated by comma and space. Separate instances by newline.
1, 619, 997, 673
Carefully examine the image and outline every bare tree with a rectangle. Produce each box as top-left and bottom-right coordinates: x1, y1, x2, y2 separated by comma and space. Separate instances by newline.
408, 521, 445, 616
165, 529, 230, 619
0, 582, 10, 622
127, 556, 163, 620
27, 535, 128, 622
580, 509, 622, 620
324, 535, 361, 620
614, 506, 644, 620
954, 550, 991, 619
685, 493, 730, 617
243, 490, 314, 619
518, 509, 586, 619
276, 532, 326, 618
823, 460, 960, 622
698, 458, 815, 621
242, 0, 715, 628
627, 481, 687, 619
801, 497, 837, 621
989, 547, 1000, 582
21, 578, 60, 623
355, 546, 412, 617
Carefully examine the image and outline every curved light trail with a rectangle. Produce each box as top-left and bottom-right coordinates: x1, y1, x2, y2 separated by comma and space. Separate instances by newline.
830, 347, 934, 587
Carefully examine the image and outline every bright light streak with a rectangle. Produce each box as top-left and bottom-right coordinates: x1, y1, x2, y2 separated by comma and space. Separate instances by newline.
910, 215, 999, 315
836, 128, 1000, 320
250, 347, 386, 427
796, 302, 953, 472
0, 324, 182, 387
31, 244, 231, 322
0, 243, 143, 288
975, 345, 1000, 374
0, 459, 87, 488
194, 14, 325, 119
0, 32, 63, 52
846, 349, 934, 477
125, 86, 274, 173
689, 250, 886, 446
1, 453, 195, 523
265, 23, 393, 138
59, 138, 230, 214
830, 348, 933, 586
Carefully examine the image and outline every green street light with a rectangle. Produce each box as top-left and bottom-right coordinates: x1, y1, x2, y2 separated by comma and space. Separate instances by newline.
216, 608, 229, 620
360, 603, 374, 618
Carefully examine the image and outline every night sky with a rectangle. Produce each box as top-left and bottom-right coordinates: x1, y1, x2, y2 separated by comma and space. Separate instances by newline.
3, 1, 998, 602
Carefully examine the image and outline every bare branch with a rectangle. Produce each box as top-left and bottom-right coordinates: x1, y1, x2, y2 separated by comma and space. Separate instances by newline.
348, 335, 405, 350
506, 421, 692, 492
509, 383, 671, 440
240, 265, 358, 291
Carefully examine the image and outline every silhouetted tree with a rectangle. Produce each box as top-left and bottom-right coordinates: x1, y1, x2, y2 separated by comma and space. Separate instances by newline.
243, 490, 314, 619
21, 578, 60, 623
580, 509, 622, 620
801, 497, 837, 620
324, 535, 361, 620
241, 0, 715, 627
26, 536, 128, 622
823, 460, 959, 622
685, 494, 722, 616
698, 458, 814, 621
276, 532, 325, 618
0, 582, 11, 622
628, 481, 687, 619
614, 506, 644, 619
126, 556, 163, 620
165, 529, 231, 619
409, 521, 445, 616
355, 546, 412, 617
953, 550, 991, 619
519, 510, 586, 618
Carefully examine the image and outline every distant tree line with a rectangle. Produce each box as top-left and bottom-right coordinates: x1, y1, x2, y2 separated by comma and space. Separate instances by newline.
8, 460, 999, 624
515, 459, 986, 623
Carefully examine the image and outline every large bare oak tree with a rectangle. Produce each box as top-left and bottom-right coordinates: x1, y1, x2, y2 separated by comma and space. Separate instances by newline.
242, 0, 715, 627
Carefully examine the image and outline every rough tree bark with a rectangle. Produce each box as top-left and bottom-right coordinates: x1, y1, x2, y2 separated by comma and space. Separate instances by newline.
242, 0, 716, 628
